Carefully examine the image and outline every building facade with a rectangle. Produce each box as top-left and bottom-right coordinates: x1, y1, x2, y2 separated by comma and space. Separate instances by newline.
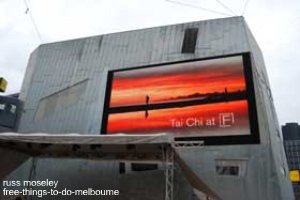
283, 123, 300, 199
1, 17, 294, 199
0, 94, 22, 132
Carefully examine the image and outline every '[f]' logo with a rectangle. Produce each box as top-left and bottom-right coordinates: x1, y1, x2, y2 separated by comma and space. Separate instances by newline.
219, 113, 235, 127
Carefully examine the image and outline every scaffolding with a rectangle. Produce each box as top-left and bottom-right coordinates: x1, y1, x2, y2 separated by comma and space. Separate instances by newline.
0, 133, 221, 200
163, 145, 174, 200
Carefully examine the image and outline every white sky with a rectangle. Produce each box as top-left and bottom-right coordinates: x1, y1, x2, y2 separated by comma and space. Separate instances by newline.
0, 0, 299, 124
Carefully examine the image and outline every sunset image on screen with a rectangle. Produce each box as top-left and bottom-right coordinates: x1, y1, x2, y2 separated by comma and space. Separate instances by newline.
107, 100, 250, 137
106, 55, 250, 137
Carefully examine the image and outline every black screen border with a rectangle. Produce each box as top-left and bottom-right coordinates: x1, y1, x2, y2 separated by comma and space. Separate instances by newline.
101, 52, 260, 145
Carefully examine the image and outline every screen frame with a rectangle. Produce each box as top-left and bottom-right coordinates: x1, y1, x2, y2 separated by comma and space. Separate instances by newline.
101, 52, 260, 145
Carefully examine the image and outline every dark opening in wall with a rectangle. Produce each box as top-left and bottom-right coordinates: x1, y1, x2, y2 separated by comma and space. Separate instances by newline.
119, 162, 125, 174
215, 159, 247, 177
181, 28, 198, 53
216, 165, 239, 176
131, 163, 158, 171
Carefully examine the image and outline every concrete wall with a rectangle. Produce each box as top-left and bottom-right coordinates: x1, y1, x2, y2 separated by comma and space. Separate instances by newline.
10, 16, 294, 199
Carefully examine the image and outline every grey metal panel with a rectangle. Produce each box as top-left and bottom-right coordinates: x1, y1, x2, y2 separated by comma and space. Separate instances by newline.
19, 48, 39, 102
242, 22, 294, 199
176, 145, 277, 199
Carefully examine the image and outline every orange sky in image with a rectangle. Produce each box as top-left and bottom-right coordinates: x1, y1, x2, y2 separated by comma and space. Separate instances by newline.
107, 100, 249, 135
110, 58, 246, 107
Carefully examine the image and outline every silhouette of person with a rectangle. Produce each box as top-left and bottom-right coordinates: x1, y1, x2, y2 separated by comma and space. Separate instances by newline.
145, 95, 150, 119
146, 95, 150, 105
224, 87, 228, 102
145, 110, 149, 119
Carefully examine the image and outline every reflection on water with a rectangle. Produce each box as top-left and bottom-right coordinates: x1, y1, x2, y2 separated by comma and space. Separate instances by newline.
107, 100, 250, 137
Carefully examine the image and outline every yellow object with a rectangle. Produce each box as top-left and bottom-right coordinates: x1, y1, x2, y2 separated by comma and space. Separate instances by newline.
0, 77, 7, 92
289, 170, 300, 182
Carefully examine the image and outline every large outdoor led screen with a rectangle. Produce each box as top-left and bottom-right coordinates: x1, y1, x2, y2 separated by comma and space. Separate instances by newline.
102, 53, 259, 144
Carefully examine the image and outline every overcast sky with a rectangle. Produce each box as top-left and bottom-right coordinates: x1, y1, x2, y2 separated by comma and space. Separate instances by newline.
0, 0, 299, 124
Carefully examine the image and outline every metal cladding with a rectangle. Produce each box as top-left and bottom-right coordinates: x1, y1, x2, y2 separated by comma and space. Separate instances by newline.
4, 17, 294, 199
